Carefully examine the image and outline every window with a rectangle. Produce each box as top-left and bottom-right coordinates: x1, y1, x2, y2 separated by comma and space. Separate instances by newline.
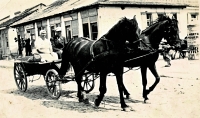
83, 23, 89, 38
146, 13, 152, 26
158, 13, 164, 19
81, 8, 98, 40
191, 14, 198, 21
65, 25, 71, 42
90, 23, 98, 40
172, 13, 177, 19
38, 27, 42, 36
191, 14, 196, 18
56, 23, 61, 27
0, 37, 1, 48
71, 20, 78, 37
50, 26, 55, 38
6, 37, 8, 47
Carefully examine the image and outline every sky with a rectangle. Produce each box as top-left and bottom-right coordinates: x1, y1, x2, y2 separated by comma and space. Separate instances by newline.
0, 0, 56, 19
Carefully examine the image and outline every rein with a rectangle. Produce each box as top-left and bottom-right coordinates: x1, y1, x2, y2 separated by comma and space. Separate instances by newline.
124, 50, 157, 63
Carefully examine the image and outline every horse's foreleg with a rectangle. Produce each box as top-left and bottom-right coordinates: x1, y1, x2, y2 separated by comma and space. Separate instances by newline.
122, 82, 130, 99
148, 64, 160, 95
115, 70, 129, 111
141, 66, 148, 101
95, 72, 107, 107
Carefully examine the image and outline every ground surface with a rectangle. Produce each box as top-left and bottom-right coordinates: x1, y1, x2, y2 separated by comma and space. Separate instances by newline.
0, 58, 199, 118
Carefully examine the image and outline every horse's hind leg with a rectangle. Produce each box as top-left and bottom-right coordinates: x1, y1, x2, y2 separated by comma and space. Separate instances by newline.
95, 72, 107, 107
74, 70, 89, 104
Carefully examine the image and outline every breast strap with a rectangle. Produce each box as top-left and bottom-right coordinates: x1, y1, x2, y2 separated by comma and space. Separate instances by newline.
90, 39, 100, 60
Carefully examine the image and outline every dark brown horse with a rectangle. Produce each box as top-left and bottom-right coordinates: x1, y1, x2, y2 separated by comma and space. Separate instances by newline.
59, 16, 141, 111
122, 15, 181, 102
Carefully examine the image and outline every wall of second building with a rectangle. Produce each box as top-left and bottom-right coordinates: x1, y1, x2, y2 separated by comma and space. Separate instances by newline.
97, 6, 188, 39
0, 28, 9, 58
0, 27, 18, 58
8, 27, 18, 54
97, 6, 142, 39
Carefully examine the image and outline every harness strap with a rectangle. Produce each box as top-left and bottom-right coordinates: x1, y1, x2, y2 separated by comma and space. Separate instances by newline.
90, 39, 100, 60
72, 51, 110, 80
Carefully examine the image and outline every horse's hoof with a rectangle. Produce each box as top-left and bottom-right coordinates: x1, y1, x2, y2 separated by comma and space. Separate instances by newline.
94, 105, 99, 109
79, 98, 83, 103
125, 95, 130, 99
122, 106, 134, 112
83, 98, 90, 104
79, 98, 90, 104
94, 99, 101, 107
144, 97, 149, 103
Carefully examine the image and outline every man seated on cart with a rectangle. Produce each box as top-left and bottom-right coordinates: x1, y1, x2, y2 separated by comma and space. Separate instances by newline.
32, 30, 58, 62
51, 27, 67, 59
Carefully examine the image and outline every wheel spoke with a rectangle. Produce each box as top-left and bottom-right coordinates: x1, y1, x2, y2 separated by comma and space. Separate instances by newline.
18, 80, 21, 88
86, 82, 88, 90
20, 80, 23, 90
87, 82, 92, 88
45, 69, 61, 99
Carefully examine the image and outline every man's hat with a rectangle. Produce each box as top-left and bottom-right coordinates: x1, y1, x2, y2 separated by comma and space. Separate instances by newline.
55, 27, 62, 32
40, 30, 46, 35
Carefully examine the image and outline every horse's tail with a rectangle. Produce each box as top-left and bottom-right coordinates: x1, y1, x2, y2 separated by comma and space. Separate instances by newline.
59, 40, 73, 76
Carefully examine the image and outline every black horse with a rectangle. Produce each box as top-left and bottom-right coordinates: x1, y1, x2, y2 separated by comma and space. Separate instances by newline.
122, 15, 181, 102
59, 16, 141, 111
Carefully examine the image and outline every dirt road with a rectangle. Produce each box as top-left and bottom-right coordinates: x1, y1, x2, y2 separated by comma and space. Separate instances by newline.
0, 58, 200, 118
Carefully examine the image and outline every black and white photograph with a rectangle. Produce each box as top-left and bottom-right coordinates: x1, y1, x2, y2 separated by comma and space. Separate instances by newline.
0, 0, 199, 118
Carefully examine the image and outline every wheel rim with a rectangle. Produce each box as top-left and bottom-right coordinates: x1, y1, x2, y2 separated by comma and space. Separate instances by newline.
14, 63, 27, 92
81, 74, 95, 93
45, 70, 61, 99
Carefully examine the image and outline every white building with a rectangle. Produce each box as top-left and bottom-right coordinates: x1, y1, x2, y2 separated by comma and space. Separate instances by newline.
2, 0, 200, 58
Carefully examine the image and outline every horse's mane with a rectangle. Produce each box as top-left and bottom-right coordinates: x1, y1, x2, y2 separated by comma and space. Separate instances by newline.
141, 15, 173, 35
106, 17, 128, 34
105, 17, 138, 39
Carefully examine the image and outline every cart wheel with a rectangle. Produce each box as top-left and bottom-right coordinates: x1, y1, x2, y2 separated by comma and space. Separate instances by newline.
45, 69, 61, 99
81, 74, 95, 93
14, 63, 28, 92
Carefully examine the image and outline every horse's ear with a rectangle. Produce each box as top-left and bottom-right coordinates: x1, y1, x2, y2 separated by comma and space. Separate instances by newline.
171, 15, 175, 19
167, 13, 174, 19
133, 15, 136, 20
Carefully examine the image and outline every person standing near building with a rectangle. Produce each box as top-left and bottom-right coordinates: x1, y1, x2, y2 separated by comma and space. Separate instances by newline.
25, 38, 32, 56
159, 38, 174, 67
51, 27, 67, 59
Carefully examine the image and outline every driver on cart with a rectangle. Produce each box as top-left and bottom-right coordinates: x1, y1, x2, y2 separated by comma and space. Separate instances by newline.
32, 30, 58, 62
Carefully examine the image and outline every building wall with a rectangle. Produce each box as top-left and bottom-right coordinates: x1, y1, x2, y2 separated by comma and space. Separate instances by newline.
5, 4, 198, 58
98, 6, 188, 39
97, 6, 142, 39
8, 27, 18, 54
0, 29, 9, 58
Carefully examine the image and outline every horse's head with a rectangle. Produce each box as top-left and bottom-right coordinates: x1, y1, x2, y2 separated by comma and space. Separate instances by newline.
125, 16, 141, 43
160, 15, 181, 47
105, 16, 141, 44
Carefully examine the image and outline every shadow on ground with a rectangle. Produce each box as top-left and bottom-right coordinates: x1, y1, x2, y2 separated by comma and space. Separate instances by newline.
4, 85, 143, 112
